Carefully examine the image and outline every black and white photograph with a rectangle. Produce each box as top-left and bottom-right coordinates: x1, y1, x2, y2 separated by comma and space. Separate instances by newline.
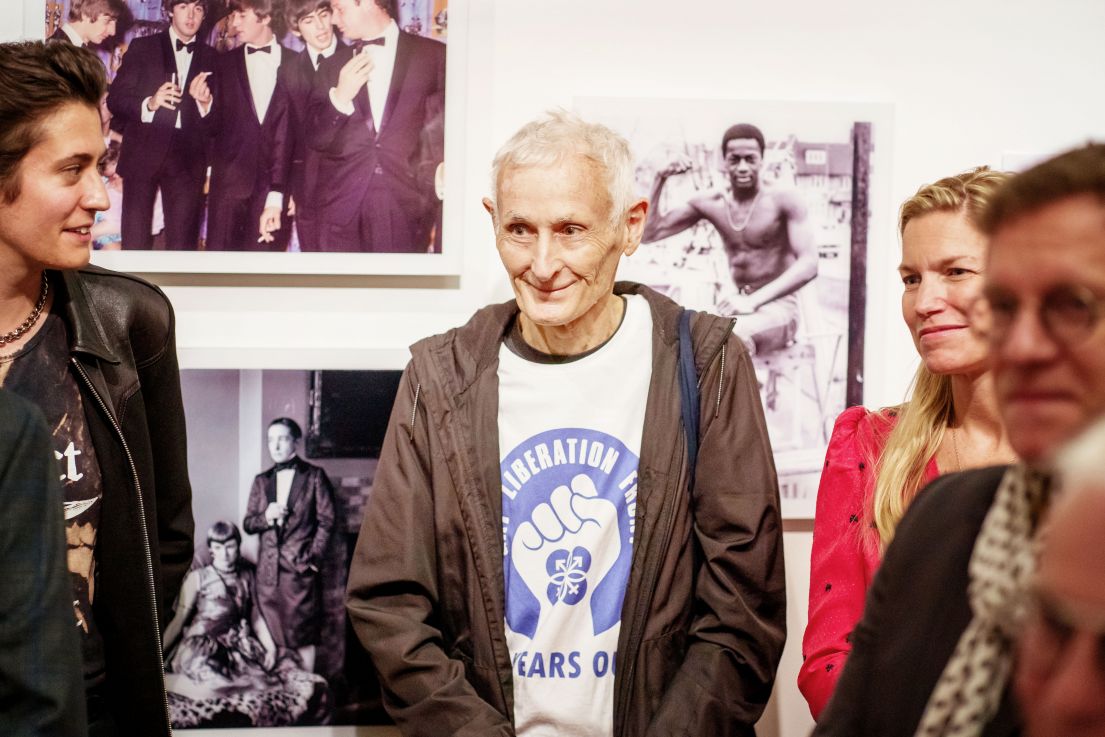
46, 0, 452, 274
578, 97, 888, 517
169, 367, 402, 728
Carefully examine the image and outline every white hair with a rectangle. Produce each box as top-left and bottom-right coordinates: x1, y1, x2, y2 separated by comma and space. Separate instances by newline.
487, 109, 637, 226
1055, 415, 1105, 492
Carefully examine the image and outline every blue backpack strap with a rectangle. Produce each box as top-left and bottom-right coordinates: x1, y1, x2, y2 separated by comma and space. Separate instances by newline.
677, 309, 700, 489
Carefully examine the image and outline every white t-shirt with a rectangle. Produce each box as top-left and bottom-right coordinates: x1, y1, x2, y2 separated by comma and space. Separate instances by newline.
498, 294, 653, 737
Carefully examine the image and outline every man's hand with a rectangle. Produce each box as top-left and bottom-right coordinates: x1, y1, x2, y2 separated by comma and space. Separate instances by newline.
333, 52, 373, 106
286, 196, 296, 218
658, 156, 694, 179
258, 207, 282, 243
718, 292, 759, 316
189, 71, 213, 113
264, 501, 287, 527
148, 80, 181, 112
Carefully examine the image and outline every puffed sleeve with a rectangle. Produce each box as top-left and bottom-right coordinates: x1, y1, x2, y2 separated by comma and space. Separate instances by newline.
798, 405, 886, 719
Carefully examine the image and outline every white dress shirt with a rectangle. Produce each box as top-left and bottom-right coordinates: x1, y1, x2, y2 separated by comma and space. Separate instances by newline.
307, 36, 339, 71
60, 23, 84, 46
140, 27, 196, 128
328, 20, 399, 129
244, 38, 282, 123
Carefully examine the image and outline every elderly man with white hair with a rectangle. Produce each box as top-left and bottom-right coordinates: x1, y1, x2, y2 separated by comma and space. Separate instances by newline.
345, 110, 785, 737
1015, 416, 1105, 737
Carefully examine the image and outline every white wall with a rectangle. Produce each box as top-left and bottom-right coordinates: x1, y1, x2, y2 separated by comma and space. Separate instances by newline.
14, 0, 1105, 734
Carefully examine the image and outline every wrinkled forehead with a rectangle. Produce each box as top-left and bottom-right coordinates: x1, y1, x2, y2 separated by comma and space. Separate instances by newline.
986, 195, 1105, 293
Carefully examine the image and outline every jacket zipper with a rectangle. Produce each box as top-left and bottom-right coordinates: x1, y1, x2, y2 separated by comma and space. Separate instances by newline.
71, 358, 174, 736
616, 323, 731, 736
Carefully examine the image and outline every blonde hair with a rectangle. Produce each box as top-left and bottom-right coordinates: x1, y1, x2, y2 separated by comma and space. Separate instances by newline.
870, 166, 1010, 548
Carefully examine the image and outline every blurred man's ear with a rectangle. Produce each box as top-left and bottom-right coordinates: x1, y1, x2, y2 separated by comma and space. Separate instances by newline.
482, 197, 497, 227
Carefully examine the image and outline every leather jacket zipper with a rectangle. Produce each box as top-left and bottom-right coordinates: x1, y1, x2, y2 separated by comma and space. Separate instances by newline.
71, 358, 174, 736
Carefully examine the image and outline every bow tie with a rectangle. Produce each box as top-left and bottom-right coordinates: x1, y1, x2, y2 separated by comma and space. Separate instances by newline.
246, 44, 272, 54
175, 38, 196, 53
352, 36, 385, 53
273, 459, 297, 472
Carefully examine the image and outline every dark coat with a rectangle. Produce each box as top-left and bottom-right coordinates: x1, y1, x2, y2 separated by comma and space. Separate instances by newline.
242, 457, 335, 648
813, 465, 1022, 737
54, 267, 194, 737
0, 390, 86, 737
345, 283, 786, 736
278, 46, 333, 251
204, 43, 293, 250
308, 31, 445, 252
105, 30, 216, 181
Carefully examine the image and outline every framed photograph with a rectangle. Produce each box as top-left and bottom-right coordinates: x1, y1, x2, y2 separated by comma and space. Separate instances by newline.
171, 367, 403, 729
49, 0, 464, 275
577, 97, 891, 518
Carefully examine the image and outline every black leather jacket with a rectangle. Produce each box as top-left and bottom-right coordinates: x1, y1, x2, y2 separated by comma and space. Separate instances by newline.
55, 267, 194, 737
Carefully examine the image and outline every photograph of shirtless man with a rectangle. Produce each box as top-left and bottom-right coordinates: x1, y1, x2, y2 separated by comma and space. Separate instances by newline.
643, 123, 817, 355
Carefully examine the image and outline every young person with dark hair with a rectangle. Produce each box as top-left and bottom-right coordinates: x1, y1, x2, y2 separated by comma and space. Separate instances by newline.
195, 0, 294, 250
0, 41, 193, 737
273, 0, 340, 251
106, 0, 216, 250
50, 0, 126, 47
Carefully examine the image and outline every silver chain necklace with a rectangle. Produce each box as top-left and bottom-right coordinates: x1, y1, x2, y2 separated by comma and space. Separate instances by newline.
725, 189, 761, 232
0, 274, 49, 347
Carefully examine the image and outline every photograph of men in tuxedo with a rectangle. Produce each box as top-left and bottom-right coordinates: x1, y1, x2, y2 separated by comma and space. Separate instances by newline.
270, 0, 341, 252
106, 0, 215, 250
309, 0, 445, 252
194, 0, 293, 251
242, 418, 335, 673
49, 0, 125, 48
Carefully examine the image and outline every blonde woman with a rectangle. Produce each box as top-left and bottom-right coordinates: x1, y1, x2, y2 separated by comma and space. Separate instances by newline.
798, 167, 1017, 718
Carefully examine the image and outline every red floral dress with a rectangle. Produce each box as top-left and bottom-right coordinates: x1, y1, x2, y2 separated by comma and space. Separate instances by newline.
798, 406, 940, 719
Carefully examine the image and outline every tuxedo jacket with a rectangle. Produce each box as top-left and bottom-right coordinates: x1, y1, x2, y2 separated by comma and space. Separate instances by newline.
106, 31, 216, 180
813, 465, 1022, 737
308, 32, 445, 238
205, 43, 293, 201
279, 47, 328, 211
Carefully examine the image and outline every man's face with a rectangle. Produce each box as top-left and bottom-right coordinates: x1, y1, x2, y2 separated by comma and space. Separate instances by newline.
267, 424, 298, 464
209, 538, 240, 573
330, 0, 366, 38
484, 155, 644, 335
169, 1, 206, 41
723, 138, 763, 191
0, 103, 107, 273
294, 7, 334, 51
83, 13, 118, 44
987, 195, 1105, 463
230, 7, 272, 46
1014, 484, 1105, 737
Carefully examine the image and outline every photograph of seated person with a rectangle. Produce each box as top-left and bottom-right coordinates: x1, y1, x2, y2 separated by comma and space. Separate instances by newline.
163, 520, 328, 728
799, 167, 1017, 718
814, 142, 1105, 737
642, 122, 817, 355
1014, 416, 1105, 737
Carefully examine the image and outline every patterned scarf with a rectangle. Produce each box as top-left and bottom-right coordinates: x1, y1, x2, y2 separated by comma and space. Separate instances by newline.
913, 464, 1051, 737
